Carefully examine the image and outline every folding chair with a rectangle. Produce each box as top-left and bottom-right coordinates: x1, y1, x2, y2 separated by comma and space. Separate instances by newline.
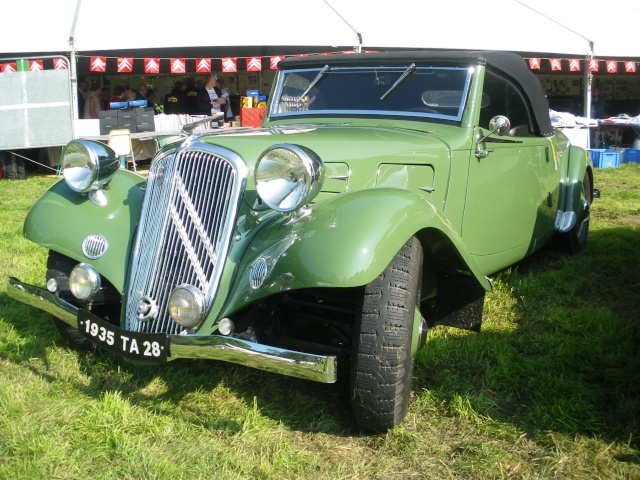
108, 128, 136, 171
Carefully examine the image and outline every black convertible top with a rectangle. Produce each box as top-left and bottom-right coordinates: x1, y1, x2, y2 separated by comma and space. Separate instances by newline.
278, 50, 553, 136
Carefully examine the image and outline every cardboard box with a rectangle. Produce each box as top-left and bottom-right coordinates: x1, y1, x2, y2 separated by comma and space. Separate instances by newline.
118, 109, 137, 119
116, 118, 136, 129
98, 110, 117, 120
240, 107, 265, 127
136, 113, 155, 125
136, 122, 155, 133
135, 107, 155, 116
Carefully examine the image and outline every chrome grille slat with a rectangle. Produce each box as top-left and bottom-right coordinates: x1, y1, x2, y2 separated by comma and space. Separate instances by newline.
124, 144, 247, 335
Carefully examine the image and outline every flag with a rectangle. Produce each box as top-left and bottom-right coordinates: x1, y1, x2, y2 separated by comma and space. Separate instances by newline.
196, 58, 211, 73
588, 59, 599, 72
569, 59, 581, 72
53, 58, 68, 70
270, 56, 284, 70
1, 62, 16, 73
170, 58, 186, 74
144, 58, 160, 74
528, 58, 541, 70
117, 57, 133, 73
222, 57, 237, 73
29, 60, 44, 72
606, 60, 618, 73
90, 56, 107, 72
246, 56, 262, 72
550, 58, 562, 71
625, 61, 637, 73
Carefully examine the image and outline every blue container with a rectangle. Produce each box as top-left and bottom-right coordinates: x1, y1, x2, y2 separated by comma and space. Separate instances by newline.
589, 149, 620, 168
623, 148, 640, 164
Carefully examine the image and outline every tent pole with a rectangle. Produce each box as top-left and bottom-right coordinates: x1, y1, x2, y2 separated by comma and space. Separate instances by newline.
322, 0, 363, 52
69, 0, 83, 136
585, 41, 594, 121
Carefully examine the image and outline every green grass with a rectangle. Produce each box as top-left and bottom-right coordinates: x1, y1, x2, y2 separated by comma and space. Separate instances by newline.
1, 166, 639, 479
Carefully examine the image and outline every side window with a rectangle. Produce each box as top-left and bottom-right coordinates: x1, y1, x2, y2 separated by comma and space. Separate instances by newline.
480, 72, 533, 136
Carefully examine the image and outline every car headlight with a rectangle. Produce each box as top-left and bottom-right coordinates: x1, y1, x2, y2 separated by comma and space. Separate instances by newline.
62, 140, 120, 193
255, 144, 324, 212
168, 285, 205, 328
69, 263, 101, 300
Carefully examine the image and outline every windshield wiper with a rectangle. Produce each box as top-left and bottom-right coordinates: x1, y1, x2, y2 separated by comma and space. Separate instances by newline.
299, 64, 331, 100
380, 63, 416, 101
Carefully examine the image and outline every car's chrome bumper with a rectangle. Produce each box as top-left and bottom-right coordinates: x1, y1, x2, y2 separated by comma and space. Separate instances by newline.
7, 277, 337, 383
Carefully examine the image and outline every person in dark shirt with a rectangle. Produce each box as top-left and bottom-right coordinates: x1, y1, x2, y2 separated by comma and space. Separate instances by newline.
183, 77, 199, 115
163, 81, 185, 114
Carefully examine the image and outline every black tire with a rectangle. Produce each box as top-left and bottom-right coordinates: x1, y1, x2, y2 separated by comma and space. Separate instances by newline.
350, 236, 423, 431
47, 251, 95, 351
556, 172, 593, 253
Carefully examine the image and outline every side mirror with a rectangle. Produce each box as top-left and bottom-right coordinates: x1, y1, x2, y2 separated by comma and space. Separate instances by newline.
476, 115, 512, 159
488, 115, 511, 136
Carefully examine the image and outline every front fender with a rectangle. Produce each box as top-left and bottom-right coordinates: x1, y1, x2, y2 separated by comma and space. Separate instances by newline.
223, 188, 491, 315
23, 171, 146, 291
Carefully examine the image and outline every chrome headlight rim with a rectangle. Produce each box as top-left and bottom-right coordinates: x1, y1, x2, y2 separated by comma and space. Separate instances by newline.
62, 139, 120, 193
69, 263, 101, 301
168, 284, 206, 329
255, 143, 324, 213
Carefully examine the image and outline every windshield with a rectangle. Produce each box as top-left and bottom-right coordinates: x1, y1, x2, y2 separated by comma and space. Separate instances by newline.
270, 65, 473, 123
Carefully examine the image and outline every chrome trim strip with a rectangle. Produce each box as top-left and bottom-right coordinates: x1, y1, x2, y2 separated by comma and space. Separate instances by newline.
7, 277, 337, 384
169, 335, 337, 383
7, 276, 78, 326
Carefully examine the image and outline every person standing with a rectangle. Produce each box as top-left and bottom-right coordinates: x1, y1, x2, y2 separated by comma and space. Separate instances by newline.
591, 87, 606, 119
196, 74, 227, 116
109, 85, 126, 107
1, 150, 26, 180
83, 83, 104, 119
135, 83, 148, 101
183, 77, 199, 115
77, 76, 88, 118
163, 80, 185, 114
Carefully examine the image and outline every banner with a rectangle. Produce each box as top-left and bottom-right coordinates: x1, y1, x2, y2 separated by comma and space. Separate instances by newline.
196, 58, 211, 73
246, 56, 262, 72
90, 56, 107, 72
144, 58, 160, 74
222, 57, 237, 73
170, 58, 186, 74
117, 57, 133, 73
29, 60, 44, 72
53, 58, 68, 70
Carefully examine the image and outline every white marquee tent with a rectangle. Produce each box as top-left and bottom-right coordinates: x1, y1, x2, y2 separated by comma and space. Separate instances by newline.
1, 0, 638, 58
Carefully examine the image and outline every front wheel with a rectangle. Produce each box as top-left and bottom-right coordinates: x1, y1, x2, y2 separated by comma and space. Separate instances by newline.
350, 236, 423, 431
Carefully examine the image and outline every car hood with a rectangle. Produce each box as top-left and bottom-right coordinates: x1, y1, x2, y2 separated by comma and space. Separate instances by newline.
192, 123, 462, 169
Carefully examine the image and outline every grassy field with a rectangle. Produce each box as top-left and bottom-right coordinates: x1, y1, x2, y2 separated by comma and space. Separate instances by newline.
0, 165, 639, 479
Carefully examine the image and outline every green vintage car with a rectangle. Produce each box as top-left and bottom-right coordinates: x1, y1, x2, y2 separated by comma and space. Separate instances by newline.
8, 51, 595, 431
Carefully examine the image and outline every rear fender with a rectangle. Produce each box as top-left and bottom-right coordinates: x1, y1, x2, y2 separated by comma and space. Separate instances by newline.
23, 171, 146, 291
223, 188, 492, 315
556, 145, 591, 232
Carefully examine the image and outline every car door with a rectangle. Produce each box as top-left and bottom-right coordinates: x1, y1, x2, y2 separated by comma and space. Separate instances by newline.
461, 72, 556, 270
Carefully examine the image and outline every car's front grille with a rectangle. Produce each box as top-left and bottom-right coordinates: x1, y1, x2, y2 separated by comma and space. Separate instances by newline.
124, 145, 246, 334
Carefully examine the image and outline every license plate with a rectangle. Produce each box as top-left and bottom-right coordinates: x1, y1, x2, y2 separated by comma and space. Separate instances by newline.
78, 310, 168, 362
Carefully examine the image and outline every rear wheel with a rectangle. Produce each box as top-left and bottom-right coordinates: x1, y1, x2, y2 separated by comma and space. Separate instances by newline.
350, 236, 422, 431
